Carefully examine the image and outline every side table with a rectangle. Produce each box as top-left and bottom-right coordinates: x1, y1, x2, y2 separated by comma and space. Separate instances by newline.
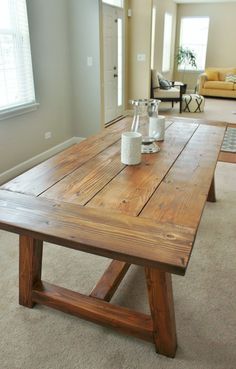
182, 94, 205, 113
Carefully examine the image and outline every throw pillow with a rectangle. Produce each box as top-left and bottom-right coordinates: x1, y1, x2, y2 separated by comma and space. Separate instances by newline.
225, 74, 236, 83
159, 78, 172, 90
206, 70, 219, 81
219, 69, 235, 81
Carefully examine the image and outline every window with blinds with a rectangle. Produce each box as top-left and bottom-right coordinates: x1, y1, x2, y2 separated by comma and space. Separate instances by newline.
0, 0, 36, 115
178, 17, 210, 71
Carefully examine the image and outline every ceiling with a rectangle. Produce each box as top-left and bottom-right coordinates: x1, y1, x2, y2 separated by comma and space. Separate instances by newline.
175, 0, 236, 3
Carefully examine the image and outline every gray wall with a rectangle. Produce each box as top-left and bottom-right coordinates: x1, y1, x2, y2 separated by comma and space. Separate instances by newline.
0, 0, 73, 174
0, 0, 102, 177
69, 0, 102, 137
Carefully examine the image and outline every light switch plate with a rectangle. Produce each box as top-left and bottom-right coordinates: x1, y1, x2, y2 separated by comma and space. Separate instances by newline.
137, 54, 146, 62
87, 56, 93, 66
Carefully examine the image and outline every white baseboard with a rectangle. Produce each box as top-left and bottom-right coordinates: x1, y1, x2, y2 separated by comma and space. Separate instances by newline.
0, 136, 84, 185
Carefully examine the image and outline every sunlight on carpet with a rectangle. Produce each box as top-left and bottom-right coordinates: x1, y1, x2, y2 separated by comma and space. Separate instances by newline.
160, 97, 236, 125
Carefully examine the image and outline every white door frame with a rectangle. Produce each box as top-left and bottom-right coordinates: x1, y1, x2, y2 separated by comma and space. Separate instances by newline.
100, 2, 125, 126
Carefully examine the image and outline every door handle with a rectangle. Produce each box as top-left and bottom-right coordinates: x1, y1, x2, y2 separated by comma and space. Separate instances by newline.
114, 74, 118, 78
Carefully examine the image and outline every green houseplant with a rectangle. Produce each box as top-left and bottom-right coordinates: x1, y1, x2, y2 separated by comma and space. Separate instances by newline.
176, 46, 197, 82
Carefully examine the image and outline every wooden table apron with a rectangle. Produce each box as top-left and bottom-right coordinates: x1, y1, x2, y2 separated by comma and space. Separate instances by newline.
0, 117, 226, 358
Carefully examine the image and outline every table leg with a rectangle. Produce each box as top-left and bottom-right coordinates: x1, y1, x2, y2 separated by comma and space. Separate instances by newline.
19, 235, 43, 308
145, 268, 177, 357
207, 176, 216, 202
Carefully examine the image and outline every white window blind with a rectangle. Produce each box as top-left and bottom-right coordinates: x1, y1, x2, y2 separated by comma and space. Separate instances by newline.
0, 0, 36, 114
162, 13, 172, 72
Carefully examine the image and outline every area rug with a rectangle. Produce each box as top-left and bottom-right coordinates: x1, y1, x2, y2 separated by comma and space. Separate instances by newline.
221, 127, 236, 152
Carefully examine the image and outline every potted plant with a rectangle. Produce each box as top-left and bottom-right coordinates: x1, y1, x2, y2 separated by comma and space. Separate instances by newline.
176, 46, 197, 83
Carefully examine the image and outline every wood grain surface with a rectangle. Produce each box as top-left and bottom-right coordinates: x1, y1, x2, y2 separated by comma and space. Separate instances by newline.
145, 268, 177, 357
87, 122, 198, 216
0, 120, 226, 275
19, 235, 43, 308
32, 281, 153, 342
219, 151, 236, 163
1, 117, 132, 195
141, 124, 225, 228
90, 260, 131, 301
0, 190, 194, 275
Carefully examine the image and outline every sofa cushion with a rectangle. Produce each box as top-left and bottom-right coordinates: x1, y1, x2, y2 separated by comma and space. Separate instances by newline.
205, 70, 218, 81
153, 87, 180, 98
218, 68, 236, 81
204, 81, 234, 90
225, 74, 236, 83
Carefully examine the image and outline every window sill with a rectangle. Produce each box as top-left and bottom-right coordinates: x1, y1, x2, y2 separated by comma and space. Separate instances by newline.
0, 102, 40, 121
177, 69, 204, 74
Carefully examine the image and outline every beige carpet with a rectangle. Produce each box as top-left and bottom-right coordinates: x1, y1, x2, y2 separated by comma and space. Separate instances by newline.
160, 97, 236, 124
0, 162, 236, 369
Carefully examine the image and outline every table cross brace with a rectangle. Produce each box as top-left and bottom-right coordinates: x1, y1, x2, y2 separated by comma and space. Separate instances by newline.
19, 234, 177, 357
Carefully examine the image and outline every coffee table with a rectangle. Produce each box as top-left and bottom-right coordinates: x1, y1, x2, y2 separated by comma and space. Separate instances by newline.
0, 117, 225, 357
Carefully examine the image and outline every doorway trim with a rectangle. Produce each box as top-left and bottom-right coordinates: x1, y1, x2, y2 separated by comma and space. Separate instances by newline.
99, 0, 126, 127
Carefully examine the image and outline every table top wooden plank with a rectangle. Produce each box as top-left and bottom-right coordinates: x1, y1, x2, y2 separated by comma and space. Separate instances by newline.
1, 117, 133, 196
41, 142, 125, 205
41, 121, 176, 205
0, 190, 194, 275
168, 116, 227, 127
0, 118, 225, 275
87, 122, 198, 216
2, 117, 173, 197
141, 124, 226, 228
219, 151, 236, 164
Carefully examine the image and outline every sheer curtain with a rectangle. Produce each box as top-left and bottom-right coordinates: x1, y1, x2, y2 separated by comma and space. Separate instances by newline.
0, 0, 36, 112
162, 13, 173, 73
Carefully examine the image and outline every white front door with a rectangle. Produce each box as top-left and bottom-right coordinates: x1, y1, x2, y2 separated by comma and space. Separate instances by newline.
103, 4, 124, 125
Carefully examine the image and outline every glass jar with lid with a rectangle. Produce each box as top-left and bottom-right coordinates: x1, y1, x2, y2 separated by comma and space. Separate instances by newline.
130, 99, 161, 153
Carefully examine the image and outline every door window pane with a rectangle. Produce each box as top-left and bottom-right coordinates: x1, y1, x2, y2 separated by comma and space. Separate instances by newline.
117, 18, 122, 106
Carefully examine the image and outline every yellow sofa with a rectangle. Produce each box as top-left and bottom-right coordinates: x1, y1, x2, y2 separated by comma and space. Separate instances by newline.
197, 67, 236, 98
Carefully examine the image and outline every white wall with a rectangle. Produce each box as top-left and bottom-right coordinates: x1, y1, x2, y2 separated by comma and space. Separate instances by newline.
0, 0, 73, 175
69, 0, 102, 138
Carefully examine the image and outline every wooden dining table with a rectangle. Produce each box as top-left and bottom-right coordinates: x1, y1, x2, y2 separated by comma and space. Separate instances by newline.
0, 116, 226, 357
